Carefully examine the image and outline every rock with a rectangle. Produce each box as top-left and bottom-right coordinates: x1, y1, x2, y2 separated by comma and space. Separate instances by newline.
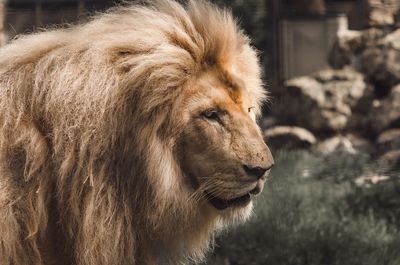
377, 129, 400, 152
317, 135, 356, 154
278, 68, 370, 132
328, 30, 363, 69
314, 69, 371, 108
330, 29, 400, 93
316, 134, 374, 154
279, 25, 400, 139
367, 0, 400, 27
350, 85, 400, 135
329, 28, 387, 69
359, 45, 400, 94
369, 85, 400, 133
383, 28, 400, 50
370, 9, 395, 27
346, 133, 375, 153
263, 126, 317, 150
379, 150, 400, 168
351, 0, 400, 28
355, 30, 400, 97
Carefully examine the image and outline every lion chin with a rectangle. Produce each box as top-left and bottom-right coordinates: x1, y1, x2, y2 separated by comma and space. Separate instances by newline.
0, 0, 273, 265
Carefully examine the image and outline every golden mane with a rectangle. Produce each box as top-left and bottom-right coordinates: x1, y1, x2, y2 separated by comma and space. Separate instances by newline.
0, 1, 265, 264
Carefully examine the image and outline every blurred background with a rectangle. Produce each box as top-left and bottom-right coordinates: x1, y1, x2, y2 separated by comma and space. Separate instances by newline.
1, 0, 400, 264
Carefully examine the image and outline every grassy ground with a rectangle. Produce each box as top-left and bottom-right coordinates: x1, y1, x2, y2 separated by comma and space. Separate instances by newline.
206, 150, 400, 265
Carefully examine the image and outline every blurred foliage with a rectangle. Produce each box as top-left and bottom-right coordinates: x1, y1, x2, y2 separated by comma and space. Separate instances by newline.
206, 150, 400, 265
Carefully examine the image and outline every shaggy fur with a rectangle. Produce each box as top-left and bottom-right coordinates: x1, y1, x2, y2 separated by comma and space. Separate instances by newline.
0, 1, 268, 264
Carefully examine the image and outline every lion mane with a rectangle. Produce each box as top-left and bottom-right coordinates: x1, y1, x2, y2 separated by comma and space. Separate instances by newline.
0, 1, 264, 264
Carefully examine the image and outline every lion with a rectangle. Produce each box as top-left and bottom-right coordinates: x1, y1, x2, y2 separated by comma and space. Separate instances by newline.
0, 0, 274, 264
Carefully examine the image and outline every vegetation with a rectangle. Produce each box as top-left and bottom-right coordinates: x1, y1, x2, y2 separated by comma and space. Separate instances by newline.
206, 150, 400, 265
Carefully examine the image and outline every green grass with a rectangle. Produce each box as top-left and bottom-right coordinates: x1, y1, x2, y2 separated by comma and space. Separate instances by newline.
206, 150, 400, 265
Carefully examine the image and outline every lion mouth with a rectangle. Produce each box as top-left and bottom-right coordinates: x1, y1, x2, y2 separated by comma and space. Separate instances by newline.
205, 191, 252, 210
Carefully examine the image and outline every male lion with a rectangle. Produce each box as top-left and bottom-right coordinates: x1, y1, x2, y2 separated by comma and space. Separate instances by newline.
0, 0, 274, 264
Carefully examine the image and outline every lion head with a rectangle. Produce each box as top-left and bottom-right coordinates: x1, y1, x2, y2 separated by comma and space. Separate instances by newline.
177, 70, 274, 213
0, 0, 273, 264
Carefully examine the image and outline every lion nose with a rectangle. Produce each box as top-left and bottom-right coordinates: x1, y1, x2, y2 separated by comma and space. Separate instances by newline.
243, 164, 274, 180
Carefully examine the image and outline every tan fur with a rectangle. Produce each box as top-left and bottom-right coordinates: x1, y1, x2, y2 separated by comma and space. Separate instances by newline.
0, 1, 270, 264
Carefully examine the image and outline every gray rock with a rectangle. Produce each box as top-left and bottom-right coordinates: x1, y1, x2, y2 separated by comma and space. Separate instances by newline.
368, 0, 399, 27
359, 45, 400, 93
370, 9, 395, 27
346, 133, 375, 153
329, 28, 387, 69
379, 150, 400, 168
263, 126, 317, 151
279, 27, 400, 139
329, 29, 400, 92
329, 28, 400, 92
369, 85, 400, 133
377, 129, 400, 153
314, 69, 372, 110
349, 29, 400, 96
349, 85, 400, 135
278, 68, 370, 132
317, 135, 357, 154
383, 29, 400, 50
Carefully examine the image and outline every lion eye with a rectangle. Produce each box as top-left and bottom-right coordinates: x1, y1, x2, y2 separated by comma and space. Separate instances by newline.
248, 106, 255, 113
202, 109, 219, 120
